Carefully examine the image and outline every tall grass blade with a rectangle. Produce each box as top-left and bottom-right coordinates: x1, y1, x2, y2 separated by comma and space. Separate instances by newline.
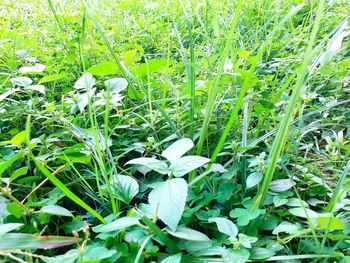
196, 0, 243, 155
253, 0, 325, 209
178, 0, 196, 139
325, 159, 350, 213
33, 158, 106, 224
208, 4, 304, 168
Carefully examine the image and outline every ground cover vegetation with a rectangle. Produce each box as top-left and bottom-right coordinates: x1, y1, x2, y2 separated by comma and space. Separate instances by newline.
0, 0, 350, 262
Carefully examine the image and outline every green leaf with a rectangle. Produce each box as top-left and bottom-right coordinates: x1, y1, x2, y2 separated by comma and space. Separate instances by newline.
58, 147, 91, 164
238, 233, 258, 248
40, 205, 73, 217
209, 217, 238, 238
316, 216, 343, 231
171, 156, 210, 177
273, 195, 288, 207
18, 63, 46, 74
42, 250, 80, 263
0, 151, 23, 177
74, 72, 95, 90
166, 226, 210, 241
81, 245, 117, 261
2, 131, 26, 146
289, 207, 319, 219
0, 233, 80, 250
111, 174, 139, 204
0, 223, 23, 235
38, 73, 67, 84
10, 166, 28, 182
272, 221, 302, 235
250, 247, 275, 260
246, 172, 263, 189
10, 77, 33, 87
104, 78, 128, 93
258, 99, 277, 109
269, 179, 296, 192
223, 248, 250, 263
162, 138, 194, 164
160, 254, 182, 263
7, 202, 25, 218
125, 157, 168, 175
149, 178, 187, 231
92, 217, 139, 233
87, 61, 119, 76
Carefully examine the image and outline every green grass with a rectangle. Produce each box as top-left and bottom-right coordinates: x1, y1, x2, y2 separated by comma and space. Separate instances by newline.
0, 0, 350, 262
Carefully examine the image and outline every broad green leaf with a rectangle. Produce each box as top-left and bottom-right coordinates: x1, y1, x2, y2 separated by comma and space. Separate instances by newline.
40, 205, 73, 217
223, 248, 250, 263
162, 138, 194, 164
125, 157, 168, 174
27, 85, 45, 94
131, 58, 175, 77
166, 226, 210, 241
111, 174, 139, 204
286, 198, 308, 207
87, 61, 119, 76
58, 147, 91, 164
42, 250, 80, 263
171, 156, 210, 177
77, 88, 96, 112
0, 151, 23, 177
0, 233, 80, 250
272, 221, 302, 235
0, 223, 23, 235
209, 217, 238, 238
160, 254, 182, 263
246, 172, 263, 189
238, 233, 258, 248
74, 73, 95, 90
273, 195, 288, 207
250, 247, 275, 260
104, 78, 128, 93
39, 73, 67, 84
81, 245, 117, 261
149, 178, 187, 231
92, 217, 139, 233
2, 131, 26, 146
18, 63, 46, 73
10, 76, 32, 87
269, 179, 296, 192
288, 207, 318, 219
316, 216, 343, 231
0, 89, 19, 101
7, 202, 25, 218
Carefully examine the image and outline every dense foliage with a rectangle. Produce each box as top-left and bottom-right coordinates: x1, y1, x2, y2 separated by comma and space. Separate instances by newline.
0, 0, 350, 262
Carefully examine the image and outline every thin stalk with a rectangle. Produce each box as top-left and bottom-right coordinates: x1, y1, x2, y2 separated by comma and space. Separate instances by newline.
178, 0, 196, 139
241, 101, 249, 195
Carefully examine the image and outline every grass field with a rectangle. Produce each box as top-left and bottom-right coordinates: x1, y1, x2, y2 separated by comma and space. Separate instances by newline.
0, 0, 350, 262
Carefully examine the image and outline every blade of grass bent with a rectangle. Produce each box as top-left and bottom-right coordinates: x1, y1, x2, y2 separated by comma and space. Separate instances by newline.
325, 159, 350, 213
253, 0, 325, 209
33, 158, 106, 224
